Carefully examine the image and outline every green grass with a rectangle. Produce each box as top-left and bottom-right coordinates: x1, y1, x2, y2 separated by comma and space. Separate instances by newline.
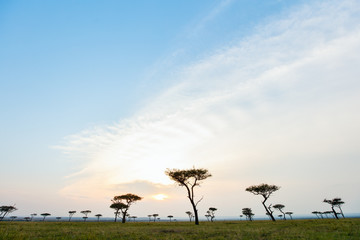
1, 219, 359, 240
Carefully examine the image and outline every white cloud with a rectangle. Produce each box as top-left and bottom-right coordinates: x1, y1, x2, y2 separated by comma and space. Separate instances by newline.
58, 0, 360, 216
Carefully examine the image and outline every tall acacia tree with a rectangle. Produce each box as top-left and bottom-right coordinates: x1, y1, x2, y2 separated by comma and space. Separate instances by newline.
165, 167, 212, 225
245, 183, 280, 221
111, 193, 142, 223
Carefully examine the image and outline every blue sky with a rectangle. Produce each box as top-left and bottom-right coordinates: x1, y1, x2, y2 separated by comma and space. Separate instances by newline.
1, 0, 360, 219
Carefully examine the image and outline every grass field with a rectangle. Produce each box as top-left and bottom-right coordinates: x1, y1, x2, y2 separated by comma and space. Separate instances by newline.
1, 219, 359, 240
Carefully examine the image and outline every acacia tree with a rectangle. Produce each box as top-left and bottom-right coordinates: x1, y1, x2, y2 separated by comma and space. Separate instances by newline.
285, 211, 293, 220
207, 207, 217, 222
242, 208, 254, 221
30, 213, 37, 221
245, 183, 280, 221
95, 214, 102, 222
81, 210, 91, 222
110, 202, 127, 222
0, 206, 17, 221
167, 215, 173, 222
165, 167, 212, 225
68, 211, 76, 222
273, 204, 286, 220
41, 213, 51, 221
152, 214, 159, 222
324, 198, 345, 219
111, 193, 142, 223
185, 211, 193, 222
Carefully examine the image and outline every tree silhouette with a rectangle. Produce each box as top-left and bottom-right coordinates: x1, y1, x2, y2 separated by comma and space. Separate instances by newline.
111, 193, 142, 223
167, 215, 173, 222
273, 204, 286, 220
95, 214, 102, 222
207, 207, 217, 222
10, 216, 17, 221
129, 216, 137, 222
285, 211, 293, 220
56, 217, 61, 222
0, 206, 17, 221
41, 213, 51, 221
245, 183, 280, 221
68, 211, 76, 222
185, 211, 193, 222
80, 210, 91, 222
147, 215, 152, 222
324, 198, 345, 219
165, 167, 212, 225
242, 208, 254, 221
110, 202, 127, 222
152, 214, 159, 222
24, 217, 31, 222
30, 213, 37, 221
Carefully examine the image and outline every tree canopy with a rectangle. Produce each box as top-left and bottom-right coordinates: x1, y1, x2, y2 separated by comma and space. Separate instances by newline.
246, 183, 280, 221
324, 197, 345, 219
0, 206, 17, 221
111, 193, 142, 223
165, 167, 212, 225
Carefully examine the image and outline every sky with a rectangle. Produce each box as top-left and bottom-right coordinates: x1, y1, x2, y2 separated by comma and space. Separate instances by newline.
1, 0, 360, 219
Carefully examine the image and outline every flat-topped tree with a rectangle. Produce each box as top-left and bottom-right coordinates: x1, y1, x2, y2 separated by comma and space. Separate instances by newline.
185, 211, 193, 222
152, 214, 159, 222
324, 198, 345, 219
95, 214, 102, 222
165, 167, 212, 225
30, 213, 37, 221
41, 213, 51, 221
68, 211, 76, 222
207, 207, 217, 222
167, 215, 173, 222
273, 204, 286, 220
80, 210, 91, 222
242, 208, 254, 221
245, 183, 280, 221
285, 211, 293, 220
111, 193, 142, 223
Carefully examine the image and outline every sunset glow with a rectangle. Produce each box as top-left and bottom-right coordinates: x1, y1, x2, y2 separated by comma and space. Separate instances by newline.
152, 194, 169, 201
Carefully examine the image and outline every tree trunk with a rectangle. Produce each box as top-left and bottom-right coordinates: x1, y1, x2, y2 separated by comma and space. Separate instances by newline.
122, 213, 126, 223
262, 200, 275, 221
331, 206, 339, 220
190, 200, 199, 225
338, 206, 345, 218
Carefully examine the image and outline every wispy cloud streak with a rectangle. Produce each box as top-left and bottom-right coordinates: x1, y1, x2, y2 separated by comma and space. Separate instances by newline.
57, 0, 360, 214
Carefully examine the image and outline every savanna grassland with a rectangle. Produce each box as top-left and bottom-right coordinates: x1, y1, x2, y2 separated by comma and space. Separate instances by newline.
1, 219, 359, 240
